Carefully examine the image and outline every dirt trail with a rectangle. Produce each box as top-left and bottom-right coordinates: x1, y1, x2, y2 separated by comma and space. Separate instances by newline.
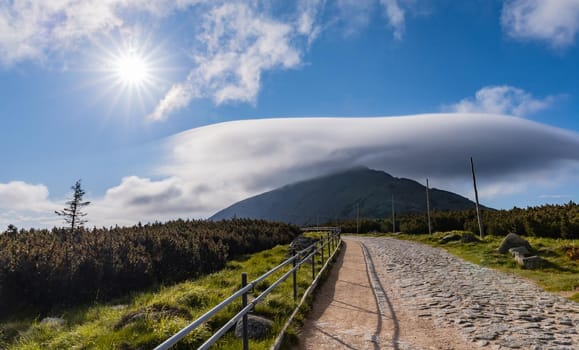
297, 237, 480, 350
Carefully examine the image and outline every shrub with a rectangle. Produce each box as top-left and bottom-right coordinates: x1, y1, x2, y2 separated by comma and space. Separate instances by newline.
0, 219, 300, 317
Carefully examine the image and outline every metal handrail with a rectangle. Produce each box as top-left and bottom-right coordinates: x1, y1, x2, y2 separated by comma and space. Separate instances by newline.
155, 284, 253, 350
300, 226, 341, 232
154, 231, 341, 350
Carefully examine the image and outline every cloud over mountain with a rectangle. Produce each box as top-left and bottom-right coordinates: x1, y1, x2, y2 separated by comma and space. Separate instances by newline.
3, 114, 579, 229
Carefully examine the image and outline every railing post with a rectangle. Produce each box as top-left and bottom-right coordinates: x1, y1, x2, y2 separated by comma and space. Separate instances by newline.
321, 241, 325, 266
332, 231, 336, 250
311, 247, 316, 281
241, 272, 249, 350
327, 232, 330, 258
332, 231, 335, 252
292, 249, 297, 303
329, 231, 332, 252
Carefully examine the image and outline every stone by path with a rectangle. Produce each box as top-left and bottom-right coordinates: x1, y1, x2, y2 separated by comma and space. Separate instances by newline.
298, 237, 578, 350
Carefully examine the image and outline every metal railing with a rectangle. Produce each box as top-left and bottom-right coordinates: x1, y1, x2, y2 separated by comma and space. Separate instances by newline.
155, 229, 342, 350
300, 226, 341, 233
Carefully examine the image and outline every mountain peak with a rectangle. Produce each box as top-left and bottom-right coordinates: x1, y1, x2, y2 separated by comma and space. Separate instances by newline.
210, 168, 478, 225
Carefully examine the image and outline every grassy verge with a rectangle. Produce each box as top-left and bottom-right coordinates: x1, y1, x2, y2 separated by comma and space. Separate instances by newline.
388, 231, 579, 302
1, 237, 341, 350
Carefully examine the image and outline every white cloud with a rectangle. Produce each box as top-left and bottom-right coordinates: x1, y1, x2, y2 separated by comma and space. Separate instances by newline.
0, 181, 61, 229
148, 2, 305, 120
335, 0, 376, 35
148, 0, 427, 120
446, 85, 557, 117
334, 0, 418, 39
380, 0, 406, 40
0, 181, 57, 211
0, 0, 124, 65
3, 114, 579, 229
0, 0, 209, 66
297, 0, 326, 45
148, 83, 194, 121
502, 0, 579, 48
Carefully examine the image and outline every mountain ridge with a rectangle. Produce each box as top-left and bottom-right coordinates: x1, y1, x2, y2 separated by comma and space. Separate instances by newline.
210, 167, 485, 225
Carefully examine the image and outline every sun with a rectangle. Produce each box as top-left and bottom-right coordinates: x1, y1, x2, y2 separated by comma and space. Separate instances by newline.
113, 50, 151, 86
88, 34, 172, 117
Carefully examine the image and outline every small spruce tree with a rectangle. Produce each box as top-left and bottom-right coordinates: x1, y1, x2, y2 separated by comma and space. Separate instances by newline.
4, 224, 18, 236
55, 179, 91, 232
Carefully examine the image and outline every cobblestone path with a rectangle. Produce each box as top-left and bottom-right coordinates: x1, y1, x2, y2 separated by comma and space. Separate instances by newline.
352, 237, 578, 350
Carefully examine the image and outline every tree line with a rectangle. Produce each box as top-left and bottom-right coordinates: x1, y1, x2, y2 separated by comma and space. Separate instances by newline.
338, 201, 578, 239
0, 219, 300, 317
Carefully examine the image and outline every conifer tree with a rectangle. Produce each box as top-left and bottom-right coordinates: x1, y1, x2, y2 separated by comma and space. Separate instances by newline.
55, 179, 90, 232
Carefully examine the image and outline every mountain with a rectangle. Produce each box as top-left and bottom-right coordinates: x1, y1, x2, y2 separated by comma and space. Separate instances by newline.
210, 167, 485, 225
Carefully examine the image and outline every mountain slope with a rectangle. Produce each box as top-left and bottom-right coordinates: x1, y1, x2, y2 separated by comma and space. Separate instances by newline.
210, 167, 484, 225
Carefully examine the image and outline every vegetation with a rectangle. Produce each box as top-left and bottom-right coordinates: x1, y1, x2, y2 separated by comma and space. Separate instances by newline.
0, 233, 340, 349
339, 201, 579, 239
391, 231, 579, 302
0, 219, 300, 317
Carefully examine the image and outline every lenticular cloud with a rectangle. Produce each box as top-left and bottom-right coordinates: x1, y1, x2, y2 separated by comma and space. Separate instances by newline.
164, 114, 579, 189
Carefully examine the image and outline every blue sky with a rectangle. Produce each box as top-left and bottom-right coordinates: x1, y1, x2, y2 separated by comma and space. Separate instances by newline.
1, 0, 579, 228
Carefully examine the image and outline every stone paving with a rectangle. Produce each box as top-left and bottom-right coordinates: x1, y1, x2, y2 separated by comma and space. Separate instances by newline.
355, 237, 578, 350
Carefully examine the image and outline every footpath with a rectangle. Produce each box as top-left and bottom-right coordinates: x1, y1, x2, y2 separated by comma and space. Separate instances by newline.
297, 237, 578, 350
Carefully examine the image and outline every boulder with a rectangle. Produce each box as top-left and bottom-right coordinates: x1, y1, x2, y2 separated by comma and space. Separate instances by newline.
461, 233, 480, 243
234, 314, 273, 340
515, 255, 542, 269
114, 305, 190, 330
508, 246, 530, 257
498, 233, 532, 254
439, 233, 461, 244
39, 317, 65, 329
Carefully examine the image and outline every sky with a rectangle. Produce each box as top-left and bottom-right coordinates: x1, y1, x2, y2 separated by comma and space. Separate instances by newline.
1, 0, 579, 229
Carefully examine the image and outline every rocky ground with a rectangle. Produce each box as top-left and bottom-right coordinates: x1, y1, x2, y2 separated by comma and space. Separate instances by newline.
355, 237, 578, 350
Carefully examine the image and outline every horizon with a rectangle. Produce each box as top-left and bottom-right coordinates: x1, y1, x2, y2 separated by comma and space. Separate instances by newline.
1, 1, 579, 229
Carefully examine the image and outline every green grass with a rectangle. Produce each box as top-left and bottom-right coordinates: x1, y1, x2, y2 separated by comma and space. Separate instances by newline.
388, 231, 579, 302
1, 238, 341, 350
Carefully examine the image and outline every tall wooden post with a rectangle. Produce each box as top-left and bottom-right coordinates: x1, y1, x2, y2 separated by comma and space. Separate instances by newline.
470, 157, 484, 239
356, 202, 359, 234
392, 195, 395, 233
426, 178, 432, 235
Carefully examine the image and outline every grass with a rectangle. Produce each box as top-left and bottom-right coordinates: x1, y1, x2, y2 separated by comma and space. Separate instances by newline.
1, 235, 341, 350
386, 231, 579, 302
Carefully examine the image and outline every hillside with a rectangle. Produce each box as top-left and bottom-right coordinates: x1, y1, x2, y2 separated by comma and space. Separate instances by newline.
211, 167, 484, 225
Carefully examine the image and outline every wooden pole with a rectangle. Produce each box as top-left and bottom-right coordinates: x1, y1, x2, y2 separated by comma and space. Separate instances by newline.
470, 157, 484, 239
426, 178, 432, 235
392, 194, 395, 233
356, 202, 359, 234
